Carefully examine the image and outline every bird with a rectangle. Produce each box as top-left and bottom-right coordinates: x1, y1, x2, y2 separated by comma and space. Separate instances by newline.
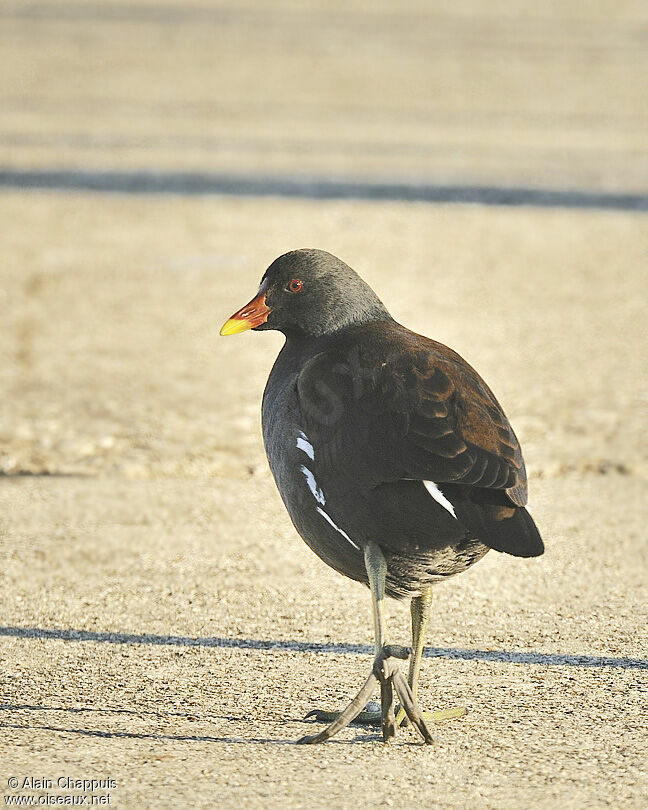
220, 248, 544, 745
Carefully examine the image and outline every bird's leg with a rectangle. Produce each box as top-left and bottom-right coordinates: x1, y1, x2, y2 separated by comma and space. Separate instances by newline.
395, 587, 467, 727
365, 541, 396, 742
407, 588, 435, 717
303, 544, 395, 728
298, 542, 433, 745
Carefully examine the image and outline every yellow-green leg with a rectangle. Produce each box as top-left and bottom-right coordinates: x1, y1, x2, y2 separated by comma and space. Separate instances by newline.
298, 543, 433, 744
395, 587, 467, 727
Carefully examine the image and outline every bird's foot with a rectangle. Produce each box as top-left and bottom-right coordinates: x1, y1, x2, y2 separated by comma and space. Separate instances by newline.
297, 644, 434, 745
306, 702, 466, 728
303, 700, 383, 726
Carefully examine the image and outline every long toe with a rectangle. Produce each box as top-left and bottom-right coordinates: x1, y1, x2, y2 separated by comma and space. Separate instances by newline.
422, 706, 467, 723
303, 701, 383, 727
396, 704, 467, 728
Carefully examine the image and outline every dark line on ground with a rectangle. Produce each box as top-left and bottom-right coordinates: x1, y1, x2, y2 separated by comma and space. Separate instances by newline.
1, 168, 646, 211
2, 626, 646, 670
0, 721, 288, 745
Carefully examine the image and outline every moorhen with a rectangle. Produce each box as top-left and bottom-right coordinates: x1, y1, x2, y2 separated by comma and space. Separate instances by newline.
220, 249, 543, 744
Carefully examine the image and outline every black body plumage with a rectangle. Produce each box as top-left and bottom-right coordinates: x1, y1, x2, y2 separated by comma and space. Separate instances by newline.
257, 250, 543, 600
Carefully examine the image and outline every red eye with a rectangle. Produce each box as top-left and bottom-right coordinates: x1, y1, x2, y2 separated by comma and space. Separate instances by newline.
287, 279, 303, 293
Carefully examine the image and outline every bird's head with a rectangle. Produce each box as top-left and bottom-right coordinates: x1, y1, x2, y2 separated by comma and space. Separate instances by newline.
220, 249, 391, 339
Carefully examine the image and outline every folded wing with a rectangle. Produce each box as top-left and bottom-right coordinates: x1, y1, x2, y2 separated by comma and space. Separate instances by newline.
297, 325, 543, 557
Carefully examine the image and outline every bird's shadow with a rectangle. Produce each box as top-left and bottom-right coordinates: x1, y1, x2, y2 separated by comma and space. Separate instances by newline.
1, 624, 646, 746
0, 706, 383, 747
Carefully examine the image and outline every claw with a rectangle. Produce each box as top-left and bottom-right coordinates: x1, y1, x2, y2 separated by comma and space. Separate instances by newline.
297, 671, 378, 744
303, 709, 335, 722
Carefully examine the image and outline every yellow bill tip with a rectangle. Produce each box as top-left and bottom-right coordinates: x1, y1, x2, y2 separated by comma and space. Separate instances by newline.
220, 318, 253, 336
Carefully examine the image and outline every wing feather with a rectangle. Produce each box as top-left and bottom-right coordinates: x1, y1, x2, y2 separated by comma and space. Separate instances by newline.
296, 326, 528, 506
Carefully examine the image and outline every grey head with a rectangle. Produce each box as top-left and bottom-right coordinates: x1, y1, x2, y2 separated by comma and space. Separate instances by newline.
255, 248, 392, 338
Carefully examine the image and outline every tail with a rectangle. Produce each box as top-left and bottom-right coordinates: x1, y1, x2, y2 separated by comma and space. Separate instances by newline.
451, 500, 544, 558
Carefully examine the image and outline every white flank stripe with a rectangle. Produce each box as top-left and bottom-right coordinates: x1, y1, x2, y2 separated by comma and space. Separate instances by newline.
296, 430, 315, 460
300, 465, 326, 505
316, 506, 361, 551
423, 481, 458, 519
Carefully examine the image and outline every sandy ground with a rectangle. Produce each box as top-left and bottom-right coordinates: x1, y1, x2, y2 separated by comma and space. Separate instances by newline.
1, 0, 648, 808
1, 193, 647, 809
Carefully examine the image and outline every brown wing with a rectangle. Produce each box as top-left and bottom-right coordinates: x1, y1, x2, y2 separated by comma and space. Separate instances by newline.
297, 323, 527, 507
393, 343, 528, 506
